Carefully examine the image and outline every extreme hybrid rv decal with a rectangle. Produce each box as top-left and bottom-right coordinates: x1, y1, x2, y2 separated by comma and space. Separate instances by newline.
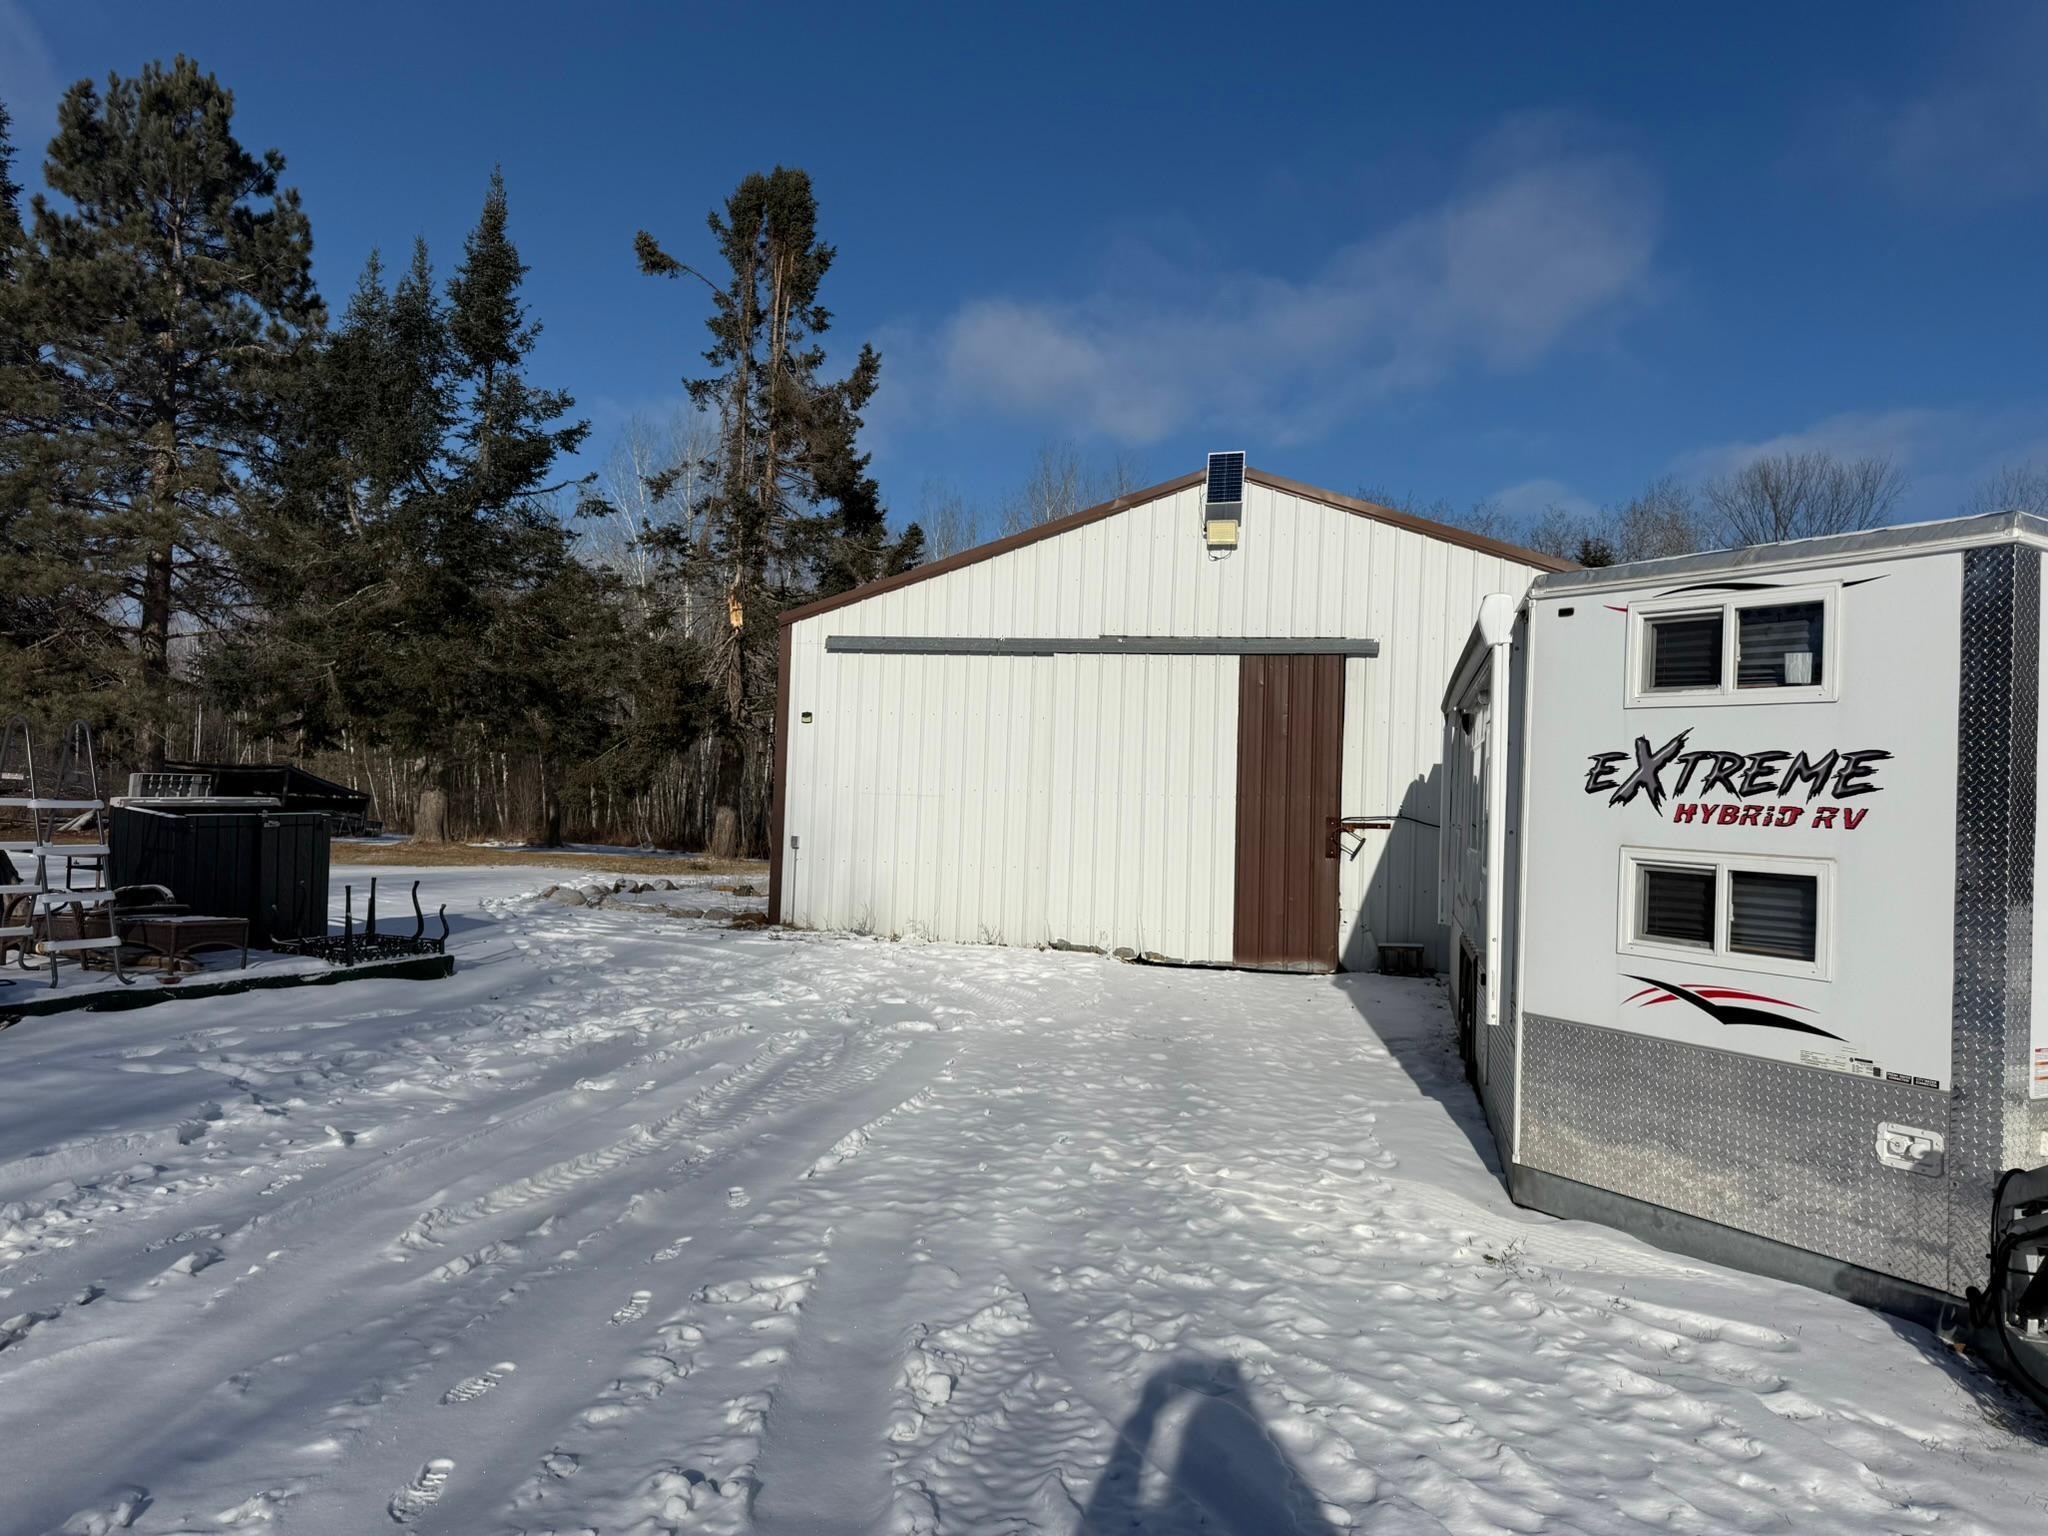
1585, 732, 1889, 826
1487, 546, 1962, 1096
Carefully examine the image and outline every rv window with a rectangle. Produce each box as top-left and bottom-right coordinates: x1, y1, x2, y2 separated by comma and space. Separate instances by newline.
1728, 869, 1818, 961
1644, 613, 1723, 691
1639, 865, 1715, 947
1737, 602, 1825, 689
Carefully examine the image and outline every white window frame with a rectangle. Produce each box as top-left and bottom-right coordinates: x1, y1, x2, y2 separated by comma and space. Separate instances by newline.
1625, 583, 1839, 707
1617, 846, 1834, 981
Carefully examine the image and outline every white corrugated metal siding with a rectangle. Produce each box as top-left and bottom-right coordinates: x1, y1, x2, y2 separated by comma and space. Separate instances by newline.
782, 480, 1543, 967
1046, 654, 1238, 961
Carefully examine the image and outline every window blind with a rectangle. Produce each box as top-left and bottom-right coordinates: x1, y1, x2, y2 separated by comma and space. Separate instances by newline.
1641, 865, 1714, 946
1737, 602, 1824, 688
1647, 614, 1723, 690
1728, 869, 1818, 960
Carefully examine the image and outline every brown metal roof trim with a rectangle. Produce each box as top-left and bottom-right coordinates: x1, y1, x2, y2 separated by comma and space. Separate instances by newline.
776, 470, 1205, 628
1245, 469, 1579, 573
775, 464, 1572, 629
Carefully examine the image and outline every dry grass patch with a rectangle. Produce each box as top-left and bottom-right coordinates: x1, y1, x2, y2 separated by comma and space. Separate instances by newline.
334, 841, 767, 878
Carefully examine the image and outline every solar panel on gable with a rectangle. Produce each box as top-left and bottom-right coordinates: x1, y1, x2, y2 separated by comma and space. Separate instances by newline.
1206, 451, 1246, 505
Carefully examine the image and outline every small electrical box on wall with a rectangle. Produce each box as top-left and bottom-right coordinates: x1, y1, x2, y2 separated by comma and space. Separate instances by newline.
1204, 449, 1245, 553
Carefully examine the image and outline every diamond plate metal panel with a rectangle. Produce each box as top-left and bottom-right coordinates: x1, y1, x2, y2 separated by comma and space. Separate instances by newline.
1946, 544, 2042, 1292
1481, 1015, 1516, 1153
1521, 1014, 1955, 1290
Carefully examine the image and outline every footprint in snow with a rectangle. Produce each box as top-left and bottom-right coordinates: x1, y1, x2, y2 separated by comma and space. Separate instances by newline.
727, 1186, 750, 1208
611, 1290, 653, 1326
388, 1459, 453, 1524
57, 1483, 151, 1534
0, 1308, 57, 1353
165, 1247, 224, 1281
652, 1237, 693, 1263
442, 1363, 516, 1405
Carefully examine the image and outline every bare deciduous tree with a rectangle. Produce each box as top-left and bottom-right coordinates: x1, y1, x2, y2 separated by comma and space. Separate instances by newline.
1609, 475, 1709, 562
1000, 442, 1148, 534
1522, 505, 1590, 562
1704, 451, 1904, 547
1374, 474, 1710, 569
1964, 461, 2048, 517
917, 477, 980, 558
1358, 487, 1529, 547
581, 409, 717, 633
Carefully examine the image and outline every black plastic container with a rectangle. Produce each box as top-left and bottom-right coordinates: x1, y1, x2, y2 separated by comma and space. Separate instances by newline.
108, 806, 330, 946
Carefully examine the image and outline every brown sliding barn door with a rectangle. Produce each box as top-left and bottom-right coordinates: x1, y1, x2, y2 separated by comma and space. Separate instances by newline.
1233, 653, 1345, 971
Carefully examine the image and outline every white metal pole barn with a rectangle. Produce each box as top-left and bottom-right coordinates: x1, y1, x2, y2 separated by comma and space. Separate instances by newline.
768, 456, 1565, 972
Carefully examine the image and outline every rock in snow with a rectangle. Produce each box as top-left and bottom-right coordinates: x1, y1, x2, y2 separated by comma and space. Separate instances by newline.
0, 861, 2042, 1535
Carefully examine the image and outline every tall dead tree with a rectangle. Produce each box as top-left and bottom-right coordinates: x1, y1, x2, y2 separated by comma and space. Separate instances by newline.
636, 167, 919, 858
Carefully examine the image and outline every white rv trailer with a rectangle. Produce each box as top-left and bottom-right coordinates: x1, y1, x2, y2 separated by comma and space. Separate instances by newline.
1443, 512, 2048, 1383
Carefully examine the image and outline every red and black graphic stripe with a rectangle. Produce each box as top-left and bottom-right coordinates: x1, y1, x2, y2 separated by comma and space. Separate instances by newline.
1648, 575, 1888, 597
1623, 974, 1842, 1039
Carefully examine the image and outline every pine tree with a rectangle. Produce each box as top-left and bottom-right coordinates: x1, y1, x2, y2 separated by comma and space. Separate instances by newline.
219, 173, 591, 841
0, 94, 125, 737
0, 60, 320, 763
0, 96, 33, 677
0, 98, 20, 280
635, 167, 920, 856
213, 245, 448, 756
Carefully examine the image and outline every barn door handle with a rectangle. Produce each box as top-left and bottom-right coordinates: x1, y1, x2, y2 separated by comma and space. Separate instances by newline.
1327, 816, 1391, 859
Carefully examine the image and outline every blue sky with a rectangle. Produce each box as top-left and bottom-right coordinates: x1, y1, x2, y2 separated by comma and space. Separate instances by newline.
4, 2, 2046, 534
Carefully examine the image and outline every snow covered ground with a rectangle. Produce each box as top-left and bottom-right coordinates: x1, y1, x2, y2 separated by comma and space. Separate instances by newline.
538, 871, 769, 921
2, 863, 2046, 1535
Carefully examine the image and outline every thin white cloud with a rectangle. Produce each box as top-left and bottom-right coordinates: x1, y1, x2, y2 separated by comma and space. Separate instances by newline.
1671, 409, 1948, 483
932, 116, 1661, 446
1675, 404, 2048, 522
1492, 477, 1598, 521
1841, 6, 2048, 205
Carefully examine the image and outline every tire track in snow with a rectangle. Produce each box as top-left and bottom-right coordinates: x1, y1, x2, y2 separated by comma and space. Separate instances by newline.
0, 1064, 658, 1356
200, 1008, 936, 1533
0, 912, 808, 1531
0, 962, 764, 1292
287, 1025, 911, 1466
454, 1043, 948, 1533
386, 1020, 908, 1264
805, 1082, 940, 1179
386, 1030, 812, 1257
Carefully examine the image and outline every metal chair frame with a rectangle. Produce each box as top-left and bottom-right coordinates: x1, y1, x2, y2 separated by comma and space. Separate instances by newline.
0, 718, 129, 989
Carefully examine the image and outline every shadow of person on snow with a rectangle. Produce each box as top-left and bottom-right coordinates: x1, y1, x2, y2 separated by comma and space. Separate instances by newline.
1076, 1357, 1342, 1535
